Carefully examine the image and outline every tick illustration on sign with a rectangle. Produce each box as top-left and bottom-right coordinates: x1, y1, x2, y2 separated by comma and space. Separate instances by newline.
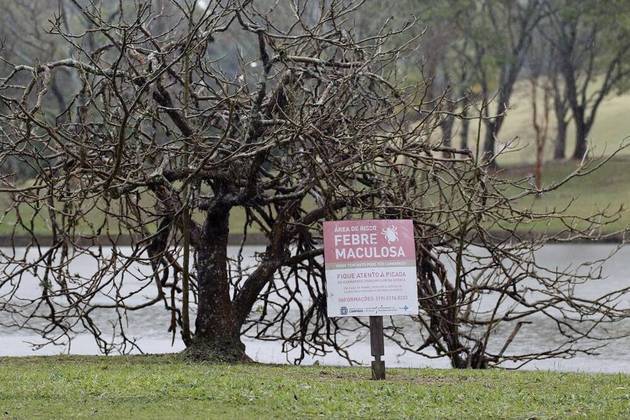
381, 225, 399, 243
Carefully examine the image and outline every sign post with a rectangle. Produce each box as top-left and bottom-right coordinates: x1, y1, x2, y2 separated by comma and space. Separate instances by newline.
369, 315, 385, 380
323, 219, 418, 380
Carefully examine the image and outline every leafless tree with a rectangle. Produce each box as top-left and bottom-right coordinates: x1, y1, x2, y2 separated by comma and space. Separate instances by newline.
0, 0, 629, 368
527, 18, 571, 161
0, 0, 78, 179
527, 27, 552, 191
550, 66, 570, 160
419, 18, 451, 146
407, 2, 477, 162
451, 0, 544, 165
542, 0, 630, 160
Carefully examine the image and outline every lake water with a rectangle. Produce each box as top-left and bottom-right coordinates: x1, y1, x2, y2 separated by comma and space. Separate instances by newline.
1, 244, 629, 373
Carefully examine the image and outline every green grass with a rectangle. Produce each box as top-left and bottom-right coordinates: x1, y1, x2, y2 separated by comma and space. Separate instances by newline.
474, 80, 630, 166
1, 355, 629, 419
504, 157, 630, 234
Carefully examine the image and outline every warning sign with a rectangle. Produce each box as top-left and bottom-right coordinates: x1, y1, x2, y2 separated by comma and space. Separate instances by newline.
323, 219, 419, 317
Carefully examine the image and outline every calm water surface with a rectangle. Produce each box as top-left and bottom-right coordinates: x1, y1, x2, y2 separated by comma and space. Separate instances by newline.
1, 244, 629, 373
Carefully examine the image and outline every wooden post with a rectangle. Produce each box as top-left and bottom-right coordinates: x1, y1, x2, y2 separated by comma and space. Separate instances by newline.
369, 316, 385, 380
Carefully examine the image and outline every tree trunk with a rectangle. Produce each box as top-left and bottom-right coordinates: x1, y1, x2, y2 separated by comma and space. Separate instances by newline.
572, 108, 588, 160
440, 98, 456, 152
441, 117, 454, 158
460, 107, 470, 150
184, 205, 247, 361
551, 76, 568, 161
482, 123, 497, 167
553, 118, 567, 160
535, 146, 543, 191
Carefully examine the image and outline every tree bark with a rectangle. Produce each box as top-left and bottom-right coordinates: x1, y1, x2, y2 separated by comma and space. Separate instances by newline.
441, 116, 454, 155
572, 107, 588, 160
551, 71, 568, 161
185, 204, 246, 361
482, 121, 497, 166
553, 118, 567, 160
482, 94, 508, 167
460, 107, 470, 150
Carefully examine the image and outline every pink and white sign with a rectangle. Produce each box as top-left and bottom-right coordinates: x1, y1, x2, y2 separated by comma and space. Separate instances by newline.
323, 219, 418, 317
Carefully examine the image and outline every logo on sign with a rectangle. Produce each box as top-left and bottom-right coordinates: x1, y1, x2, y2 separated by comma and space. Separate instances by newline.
381, 225, 399, 243
340, 306, 348, 315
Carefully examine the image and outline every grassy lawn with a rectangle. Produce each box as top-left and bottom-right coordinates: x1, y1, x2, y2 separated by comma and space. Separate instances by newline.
484, 81, 630, 166
501, 157, 630, 234
0, 355, 629, 419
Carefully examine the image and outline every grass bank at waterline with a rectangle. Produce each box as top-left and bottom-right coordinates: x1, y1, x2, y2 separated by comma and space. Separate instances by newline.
3, 158, 630, 241
0, 356, 629, 418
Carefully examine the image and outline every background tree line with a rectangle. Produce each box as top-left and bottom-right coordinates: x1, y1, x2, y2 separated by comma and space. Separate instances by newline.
3, 0, 630, 178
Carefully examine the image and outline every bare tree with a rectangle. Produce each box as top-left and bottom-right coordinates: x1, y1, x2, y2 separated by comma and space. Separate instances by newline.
527, 27, 552, 191
420, 15, 471, 154
451, 0, 544, 165
550, 67, 570, 160
1, 0, 629, 368
410, 1, 478, 159
543, 0, 630, 160
0, 0, 79, 179
528, 15, 571, 161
